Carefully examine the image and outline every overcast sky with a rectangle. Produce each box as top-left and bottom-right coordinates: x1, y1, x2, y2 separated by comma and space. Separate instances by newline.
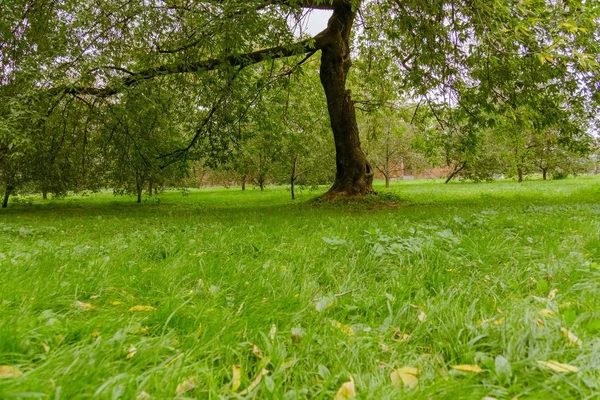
299, 9, 332, 36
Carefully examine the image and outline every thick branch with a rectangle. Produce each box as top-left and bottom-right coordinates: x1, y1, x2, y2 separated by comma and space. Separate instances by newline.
51, 35, 329, 98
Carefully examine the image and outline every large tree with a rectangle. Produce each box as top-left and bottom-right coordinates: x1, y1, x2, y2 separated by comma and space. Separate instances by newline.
2, 0, 598, 198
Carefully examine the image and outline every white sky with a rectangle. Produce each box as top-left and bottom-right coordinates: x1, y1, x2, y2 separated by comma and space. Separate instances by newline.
299, 9, 332, 36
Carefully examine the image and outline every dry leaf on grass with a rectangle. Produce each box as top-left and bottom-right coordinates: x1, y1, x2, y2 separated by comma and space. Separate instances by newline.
129, 305, 156, 312
175, 377, 196, 395
539, 309, 555, 317
334, 376, 356, 400
0, 366, 22, 378
536, 360, 579, 373
451, 364, 483, 373
239, 369, 269, 395
126, 345, 137, 359
75, 301, 96, 311
560, 328, 582, 347
136, 391, 151, 400
390, 366, 419, 389
231, 365, 242, 391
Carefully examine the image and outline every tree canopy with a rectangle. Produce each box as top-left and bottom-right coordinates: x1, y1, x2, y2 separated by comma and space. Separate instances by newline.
1, 0, 598, 201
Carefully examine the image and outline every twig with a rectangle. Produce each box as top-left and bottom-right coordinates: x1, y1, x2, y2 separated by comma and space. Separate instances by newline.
334, 288, 363, 298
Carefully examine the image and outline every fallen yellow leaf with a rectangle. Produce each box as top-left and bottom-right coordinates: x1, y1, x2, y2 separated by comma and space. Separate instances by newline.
536, 360, 579, 373
0, 366, 22, 378
451, 364, 483, 373
418, 311, 427, 322
111, 301, 124, 306
390, 366, 419, 389
136, 391, 151, 400
494, 317, 505, 325
129, 305, 156, 312
250, 343, 262, 359
539, 309, 555, 317
335, 376, 356, 400
535, 318, 545, 326
560, 328, 582, 347
175, 377, 196, 395
239, 368, 269, 395
548, 289, 558, 300
269, 324, 277, 340
75, 301, 96, 311
232, 365, 242, 391
126, 345, 137, 359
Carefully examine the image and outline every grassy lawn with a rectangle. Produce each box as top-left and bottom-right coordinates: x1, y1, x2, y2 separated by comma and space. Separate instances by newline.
1, 176, 599, 399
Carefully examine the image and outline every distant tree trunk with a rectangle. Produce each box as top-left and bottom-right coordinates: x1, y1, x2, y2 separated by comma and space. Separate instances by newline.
385, 139, 390, 188
517, 166, 523, 183
2, 185, 13, 209
42, 191, 48, 200
320, 6, 373, 199
445, 162, 466, 184
241, 175, 246, 191
400, 157, 405, 180
541, 168, 547, 180
259, 178, 264, 191
136, 181, 143, 203
291, 154, 298, 200
148, 180, 153, 196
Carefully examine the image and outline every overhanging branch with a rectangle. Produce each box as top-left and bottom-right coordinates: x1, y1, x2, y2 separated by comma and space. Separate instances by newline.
51, 34, 329, 98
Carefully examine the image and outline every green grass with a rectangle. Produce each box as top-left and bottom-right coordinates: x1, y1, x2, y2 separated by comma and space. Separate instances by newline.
1, 176, 600, 399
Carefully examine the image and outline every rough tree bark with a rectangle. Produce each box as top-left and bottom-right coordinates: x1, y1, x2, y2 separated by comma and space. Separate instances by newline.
43, 191, 48, 200
319, 5, 374, 199
148, 180, 153, 196
2, 185, 13, 209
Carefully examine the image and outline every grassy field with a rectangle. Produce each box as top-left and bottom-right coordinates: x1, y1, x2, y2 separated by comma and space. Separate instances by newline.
1, 177, 599, 399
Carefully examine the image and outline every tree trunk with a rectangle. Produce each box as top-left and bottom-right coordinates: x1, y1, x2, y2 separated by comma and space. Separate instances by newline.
542, 168, 547, 181
319, 6, 373, 199
385, 174, 390, 188
445, 162, 466, 184
259, 179, 264, 191
291, 154, 298, 200
136, 181, 143, 204
400, 158, 405, 180
148, 180, 153, 196
43, 191, 48, 200
241, 175, 246, 191
517, 166, 523, 183
2, 185, 13, 209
